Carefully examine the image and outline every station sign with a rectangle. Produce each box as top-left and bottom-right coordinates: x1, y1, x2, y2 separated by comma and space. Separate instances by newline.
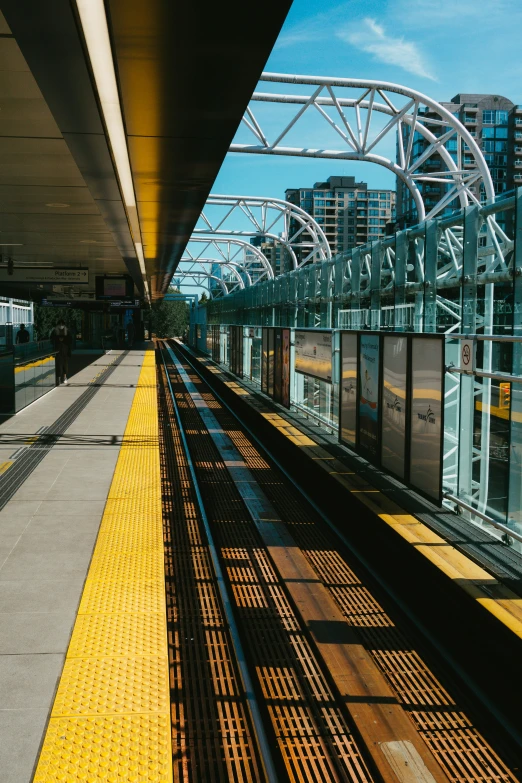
0, 268, 89, 284
40, 299, 73, 308
108, 299, 140, 309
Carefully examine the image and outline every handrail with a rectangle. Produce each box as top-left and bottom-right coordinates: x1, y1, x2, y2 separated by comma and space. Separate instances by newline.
444, 493, 522, 546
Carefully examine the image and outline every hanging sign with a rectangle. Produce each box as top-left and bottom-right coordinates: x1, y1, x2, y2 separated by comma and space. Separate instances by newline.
0, 268, 89, 284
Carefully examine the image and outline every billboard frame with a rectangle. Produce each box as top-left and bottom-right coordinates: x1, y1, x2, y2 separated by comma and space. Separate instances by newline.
380, 333, 410, 483
294, 328, 333, 384
356, 331, 382, 462
338, 329, 445, 505
408, 333, 445, 504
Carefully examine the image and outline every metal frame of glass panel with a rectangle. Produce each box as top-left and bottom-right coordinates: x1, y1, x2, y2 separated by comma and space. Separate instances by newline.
194, 190, 522, 550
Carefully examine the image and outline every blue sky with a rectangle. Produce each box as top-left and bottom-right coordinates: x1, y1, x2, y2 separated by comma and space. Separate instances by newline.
213, 0, 522, 197
181, 0, 521, 293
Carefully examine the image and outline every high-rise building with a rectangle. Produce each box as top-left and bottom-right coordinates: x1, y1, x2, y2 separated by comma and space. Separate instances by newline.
397, 94, 522, 226
250, 236, 288, 276
285, 176, 396, 264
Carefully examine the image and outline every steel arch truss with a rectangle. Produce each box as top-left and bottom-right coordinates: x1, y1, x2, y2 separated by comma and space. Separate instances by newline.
231, 72, 494, 222
195, 194, 332, 267
179, 237, 275, 296
175, 271, 229, 297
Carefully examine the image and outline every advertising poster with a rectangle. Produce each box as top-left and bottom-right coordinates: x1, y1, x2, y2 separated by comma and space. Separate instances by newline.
220, 327, 228, 366
281, 328, 291, 409
236, 326, 243, 378
261, 328, 268, 394
340, 333, 358, 446
268, 328, 275, 397
410, 337, 443, 501
213, 326, 220, 362
381, 336, 408, 478
274, 330, 282, 403
295, 330, 332, 382
359, 333, 380, 459
230, 327, 236, 374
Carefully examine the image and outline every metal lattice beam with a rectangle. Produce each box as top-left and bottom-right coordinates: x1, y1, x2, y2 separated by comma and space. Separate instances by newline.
230, 73, 495, 222
180, 237, 275, 287
196, 194, 332, 266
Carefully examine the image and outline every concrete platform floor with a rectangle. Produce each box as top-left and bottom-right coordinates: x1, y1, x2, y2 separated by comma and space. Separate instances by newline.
0, 349, 150, 783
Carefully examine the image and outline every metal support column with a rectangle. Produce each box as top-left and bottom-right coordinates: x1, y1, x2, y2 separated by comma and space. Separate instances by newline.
424, 219, 438, 333
370, 242, 381, 330
458, 205, 480, 504
351, 249, 361, 329
509, 189, 522, 542
395, 230, 407, 331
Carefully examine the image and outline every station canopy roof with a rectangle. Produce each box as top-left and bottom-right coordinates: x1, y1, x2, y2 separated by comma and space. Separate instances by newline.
0, 0, 292, 303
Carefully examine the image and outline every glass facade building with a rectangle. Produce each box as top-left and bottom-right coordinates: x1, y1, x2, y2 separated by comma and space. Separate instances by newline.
397, 93, 522, 226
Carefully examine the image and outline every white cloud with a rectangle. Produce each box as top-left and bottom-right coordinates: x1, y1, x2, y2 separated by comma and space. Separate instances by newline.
277, 28, 319, 48
339, 17, 436, 81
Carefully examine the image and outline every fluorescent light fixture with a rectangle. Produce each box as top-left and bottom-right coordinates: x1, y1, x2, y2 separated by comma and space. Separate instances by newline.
76, 0, 151, 301
76, 0, 135, 209
135, 242, 150, 298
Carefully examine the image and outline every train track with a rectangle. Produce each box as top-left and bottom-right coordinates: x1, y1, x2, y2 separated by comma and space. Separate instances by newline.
157, 339, 520, 783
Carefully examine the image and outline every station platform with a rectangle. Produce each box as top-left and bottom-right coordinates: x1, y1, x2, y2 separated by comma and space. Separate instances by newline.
0, 346, 167, 783
181, 342, 522, 645
1, 341, 520, 783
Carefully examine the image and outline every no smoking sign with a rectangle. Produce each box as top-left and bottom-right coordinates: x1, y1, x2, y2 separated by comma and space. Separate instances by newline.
460, 339, 475, 374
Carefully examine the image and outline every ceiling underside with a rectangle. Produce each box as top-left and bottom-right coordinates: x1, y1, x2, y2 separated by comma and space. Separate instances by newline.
0, 0, 292, 301
0, 9, 134, 301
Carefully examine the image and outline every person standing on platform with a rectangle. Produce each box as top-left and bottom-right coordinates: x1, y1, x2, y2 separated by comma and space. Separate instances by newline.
15, 323, 30, 344
126, 318, 135, 347
51, 320, 71, 385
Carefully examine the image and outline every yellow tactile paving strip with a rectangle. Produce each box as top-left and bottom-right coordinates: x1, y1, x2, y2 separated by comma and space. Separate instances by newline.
33, 351, 172, 783
14, 355, 54, 374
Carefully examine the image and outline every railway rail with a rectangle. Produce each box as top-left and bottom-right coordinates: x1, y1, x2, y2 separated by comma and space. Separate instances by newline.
156, 339, 520, 783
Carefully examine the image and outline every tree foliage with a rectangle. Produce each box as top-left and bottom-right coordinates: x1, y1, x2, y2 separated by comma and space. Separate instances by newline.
33, 305, 82, 341
199, 292, 208, 304
150, 292, 189, 338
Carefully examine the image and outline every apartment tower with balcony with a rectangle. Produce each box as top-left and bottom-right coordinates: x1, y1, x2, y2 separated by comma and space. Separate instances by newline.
285, 176, 396, 265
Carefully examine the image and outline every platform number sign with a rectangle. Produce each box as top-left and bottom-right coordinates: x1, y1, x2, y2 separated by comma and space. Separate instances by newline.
460, 339, 475, 374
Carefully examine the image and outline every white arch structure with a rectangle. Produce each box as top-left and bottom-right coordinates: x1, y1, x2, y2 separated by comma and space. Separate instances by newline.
196, 194, 332, 266
176, 271, 229, 297
231, 72, 495, 222
179, 236, 275, 296
180, 260, 248, 291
